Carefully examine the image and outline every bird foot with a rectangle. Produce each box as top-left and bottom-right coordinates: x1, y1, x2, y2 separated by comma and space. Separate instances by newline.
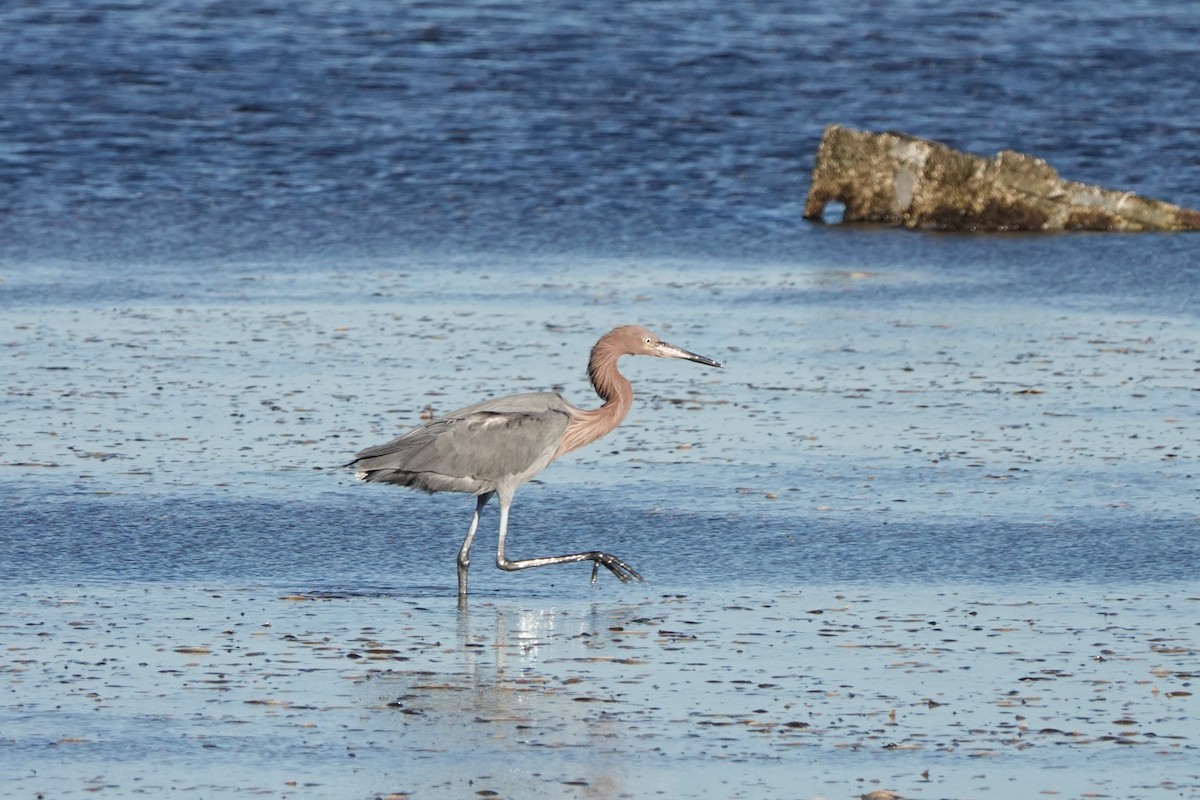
590, 552, 643, 585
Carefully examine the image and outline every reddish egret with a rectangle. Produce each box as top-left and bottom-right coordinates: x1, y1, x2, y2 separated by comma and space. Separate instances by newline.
348, 325, 722, 597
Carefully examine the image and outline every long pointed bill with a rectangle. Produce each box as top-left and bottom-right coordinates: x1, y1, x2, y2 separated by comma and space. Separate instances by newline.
657, 341, 723, 368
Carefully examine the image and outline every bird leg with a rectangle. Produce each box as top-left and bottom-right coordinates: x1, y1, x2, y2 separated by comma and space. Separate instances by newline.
458, 493, 493, 597
493, 496, 643, 585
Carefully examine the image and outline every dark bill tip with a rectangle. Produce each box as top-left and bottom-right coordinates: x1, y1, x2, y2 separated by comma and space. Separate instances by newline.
659, 342, 722, 368
687, 353, 723, 368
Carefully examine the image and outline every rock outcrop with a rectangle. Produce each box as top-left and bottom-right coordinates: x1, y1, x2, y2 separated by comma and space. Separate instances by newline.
803, 125, 1200, 232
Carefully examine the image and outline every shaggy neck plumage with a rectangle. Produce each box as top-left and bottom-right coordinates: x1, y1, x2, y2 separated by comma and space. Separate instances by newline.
553, 334, 634, 459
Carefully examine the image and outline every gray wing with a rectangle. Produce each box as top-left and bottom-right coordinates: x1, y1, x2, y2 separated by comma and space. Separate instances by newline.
351, 392, 572, 493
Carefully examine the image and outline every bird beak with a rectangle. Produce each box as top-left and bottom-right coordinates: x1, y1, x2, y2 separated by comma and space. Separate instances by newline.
656, 341, 723, 368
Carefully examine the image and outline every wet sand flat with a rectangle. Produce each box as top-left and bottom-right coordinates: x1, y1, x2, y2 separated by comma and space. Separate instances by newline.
2, 255, 1198, 798
4, 582, 1197, 799
2, 259, 1194, 520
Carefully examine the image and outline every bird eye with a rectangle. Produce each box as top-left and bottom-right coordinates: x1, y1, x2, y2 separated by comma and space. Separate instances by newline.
643, 337, 653, 345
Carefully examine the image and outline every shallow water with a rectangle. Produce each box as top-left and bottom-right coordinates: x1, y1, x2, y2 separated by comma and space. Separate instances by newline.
3, 1, 1200, 797
3, 255, 1198, 798
4, 583, 1198, 799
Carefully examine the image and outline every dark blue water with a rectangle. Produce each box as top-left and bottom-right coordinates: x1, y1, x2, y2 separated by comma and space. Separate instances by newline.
4, 485, 1198, 591
2, 0, 1198, 264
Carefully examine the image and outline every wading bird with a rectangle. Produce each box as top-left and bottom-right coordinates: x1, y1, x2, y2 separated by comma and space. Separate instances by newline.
348, 325, 722, 597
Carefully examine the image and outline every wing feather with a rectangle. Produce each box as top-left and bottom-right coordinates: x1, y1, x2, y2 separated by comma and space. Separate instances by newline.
351, 392, 573, 491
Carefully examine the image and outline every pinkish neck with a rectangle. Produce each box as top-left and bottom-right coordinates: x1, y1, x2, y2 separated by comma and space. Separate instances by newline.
553, 338, 633, 459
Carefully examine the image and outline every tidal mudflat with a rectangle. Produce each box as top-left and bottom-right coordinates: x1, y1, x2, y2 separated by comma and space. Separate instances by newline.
4, 582, 1197, 799
2, 255, 1198, 798
4, 1, 1199, 794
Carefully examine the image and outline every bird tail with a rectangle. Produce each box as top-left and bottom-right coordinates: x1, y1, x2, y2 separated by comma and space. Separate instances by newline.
318, 460, 359, 478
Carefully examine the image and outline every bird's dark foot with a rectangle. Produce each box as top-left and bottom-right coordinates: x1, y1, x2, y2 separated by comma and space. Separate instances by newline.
590, 552, 643, 585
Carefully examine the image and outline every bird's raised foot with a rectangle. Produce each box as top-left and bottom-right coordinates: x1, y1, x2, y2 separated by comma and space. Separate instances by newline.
589, 552, 644, 585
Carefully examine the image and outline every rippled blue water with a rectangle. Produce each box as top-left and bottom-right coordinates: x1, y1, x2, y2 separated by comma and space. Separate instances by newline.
3, 487, 1198, 590
2, 1, 1198, 262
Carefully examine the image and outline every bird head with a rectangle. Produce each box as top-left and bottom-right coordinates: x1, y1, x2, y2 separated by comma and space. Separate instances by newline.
610, 325, 723, 367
